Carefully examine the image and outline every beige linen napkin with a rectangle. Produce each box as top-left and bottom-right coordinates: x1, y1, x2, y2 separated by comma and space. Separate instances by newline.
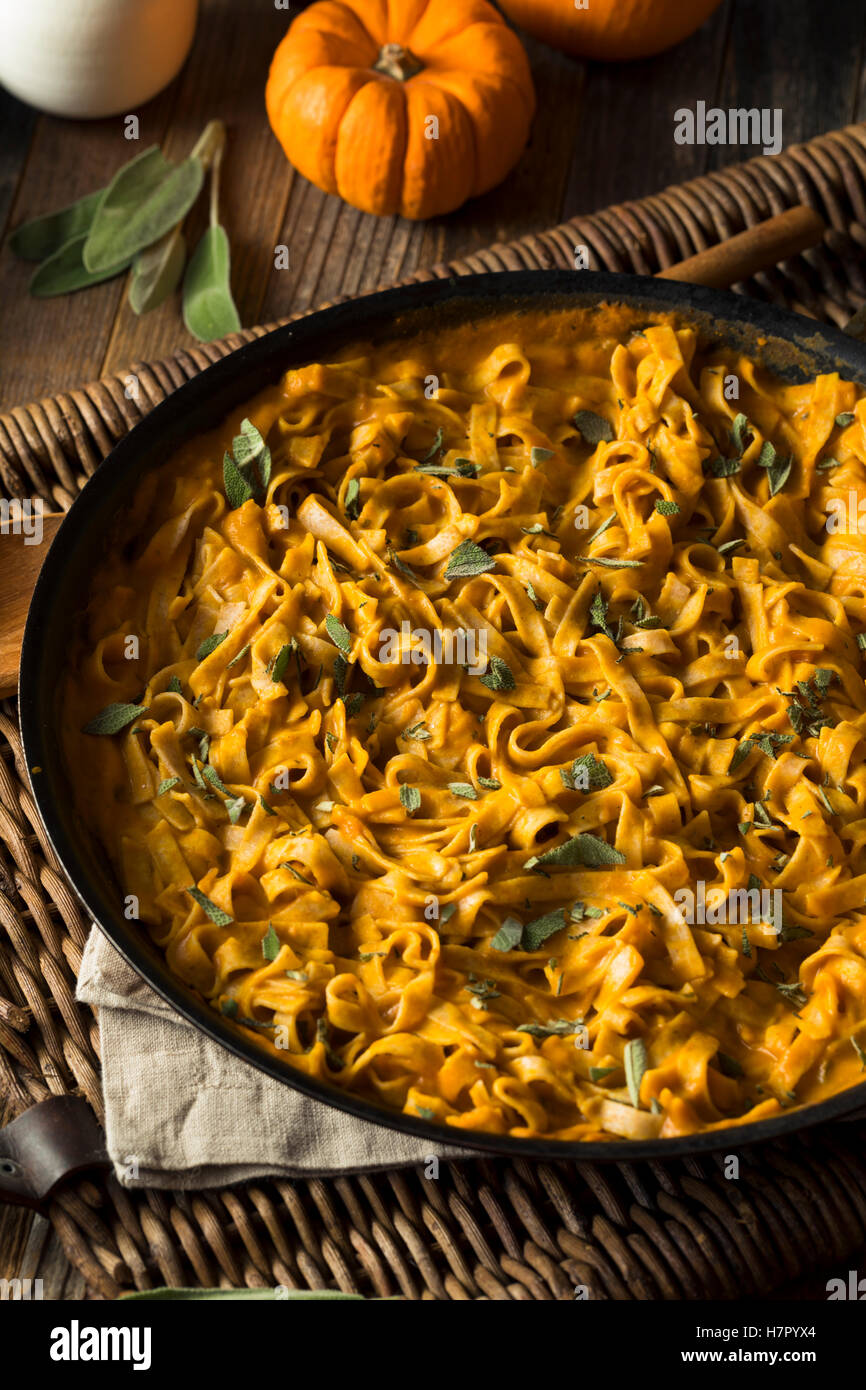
76, 927, 464, 1188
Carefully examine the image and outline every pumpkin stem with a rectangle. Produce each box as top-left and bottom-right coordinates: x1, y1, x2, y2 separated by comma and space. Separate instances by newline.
373, 43, 424, 82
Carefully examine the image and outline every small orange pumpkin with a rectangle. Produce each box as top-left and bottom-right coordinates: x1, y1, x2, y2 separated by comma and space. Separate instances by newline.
265, 0, 535, 220
497, 0, 724, 62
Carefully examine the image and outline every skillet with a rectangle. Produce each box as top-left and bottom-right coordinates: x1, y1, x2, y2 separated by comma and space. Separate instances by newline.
19, 269, 866, 1159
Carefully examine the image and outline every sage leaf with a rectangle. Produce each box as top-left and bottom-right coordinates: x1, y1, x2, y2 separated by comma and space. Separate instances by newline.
400, 785, 421, 814
522, 907, 568, 951
624, 1038, 648, 1107
402, 721, 431, 741
223, 451, 255, 509
196, 631, 228, 660
705, 455, 741, 477
29, 233, 130, 298
325, 614, 351, 653
345, 477, 361, 520
84, 147, 204, 273
232, 419, 270, 487
525, 832, 626, 872
579, 555, 644, 569
421, 427, 444, 461
479, 656, 515, 692
517, 1019, 583, 1038
183, 223, 241, 342
444, 539, 495, 580
530, 447, 555, 466
574, 410, 615, 445
202, 764, 228, 795
491, 916, 523, 952
448, 783, 478, 799
261, 924, 280, 962
271, 644, 292, 684
186, 886, 233, 927
389, 547, 424, 587
129, 226, 186, 315
11, 188, 103, 261
730, 413, 752, 454
82, 702, 147, 735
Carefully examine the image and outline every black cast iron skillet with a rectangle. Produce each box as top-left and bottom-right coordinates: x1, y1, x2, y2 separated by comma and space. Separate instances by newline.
19, 270, 866, 1159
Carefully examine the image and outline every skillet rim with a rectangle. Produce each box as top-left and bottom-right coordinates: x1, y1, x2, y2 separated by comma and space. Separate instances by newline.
19, 268, 866, 1161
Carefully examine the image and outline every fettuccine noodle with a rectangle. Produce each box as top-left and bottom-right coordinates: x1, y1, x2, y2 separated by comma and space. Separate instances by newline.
61, 305, 866, 1141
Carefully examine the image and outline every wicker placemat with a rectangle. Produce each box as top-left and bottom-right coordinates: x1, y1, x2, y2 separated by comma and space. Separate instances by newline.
2, 124, 866, 1300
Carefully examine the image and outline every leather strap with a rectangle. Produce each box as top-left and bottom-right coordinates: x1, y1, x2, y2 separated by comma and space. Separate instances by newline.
0, 1096, 108, 1209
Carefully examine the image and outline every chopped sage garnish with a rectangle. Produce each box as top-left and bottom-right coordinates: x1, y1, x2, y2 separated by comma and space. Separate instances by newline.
573, 410, 614, 445
82, 702, 147, 736
187, 886, 232, 926
479, 656, 515, 692
624, 1037, 648, 1107
261, 923, 280, 962
400, 785, 421, 814
325, 614, 352, 654
444, 539, 495, 580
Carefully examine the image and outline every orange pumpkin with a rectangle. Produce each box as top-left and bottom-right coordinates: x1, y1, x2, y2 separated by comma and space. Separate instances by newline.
265, 0, 535, 220
497, 0, 724, 62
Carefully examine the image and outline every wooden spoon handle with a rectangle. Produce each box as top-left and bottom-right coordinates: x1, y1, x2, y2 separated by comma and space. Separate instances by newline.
656, 205, 825, 289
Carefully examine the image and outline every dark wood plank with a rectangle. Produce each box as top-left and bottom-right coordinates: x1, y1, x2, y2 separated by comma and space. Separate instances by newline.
102, 0, 291, 374
711, 0, 865, 166
560, 1, 731, 221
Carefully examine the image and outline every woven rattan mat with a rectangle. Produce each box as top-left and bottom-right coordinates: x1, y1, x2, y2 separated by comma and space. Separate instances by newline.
3, 125, 866, 1300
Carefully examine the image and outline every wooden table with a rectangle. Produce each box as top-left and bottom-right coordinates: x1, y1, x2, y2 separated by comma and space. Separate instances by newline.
2, 0, 866, 1300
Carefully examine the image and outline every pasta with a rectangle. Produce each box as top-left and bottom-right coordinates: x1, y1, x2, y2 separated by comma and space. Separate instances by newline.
61, 305, 866, 1141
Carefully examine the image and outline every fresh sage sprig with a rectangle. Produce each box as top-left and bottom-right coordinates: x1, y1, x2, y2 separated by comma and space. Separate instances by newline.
9, 120, 241, 343
182, 128, 241, 343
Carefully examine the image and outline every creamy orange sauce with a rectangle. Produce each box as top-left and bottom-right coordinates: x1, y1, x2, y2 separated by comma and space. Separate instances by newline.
61, 306, 866, 1140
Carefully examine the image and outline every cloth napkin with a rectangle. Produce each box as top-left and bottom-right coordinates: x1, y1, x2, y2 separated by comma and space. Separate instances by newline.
76, 927, 464, 1188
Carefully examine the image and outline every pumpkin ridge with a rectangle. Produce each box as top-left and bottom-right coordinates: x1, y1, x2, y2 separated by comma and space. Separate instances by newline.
406, 0, 505, 52
335, 77, 409, 218
329, 0, 388, 48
